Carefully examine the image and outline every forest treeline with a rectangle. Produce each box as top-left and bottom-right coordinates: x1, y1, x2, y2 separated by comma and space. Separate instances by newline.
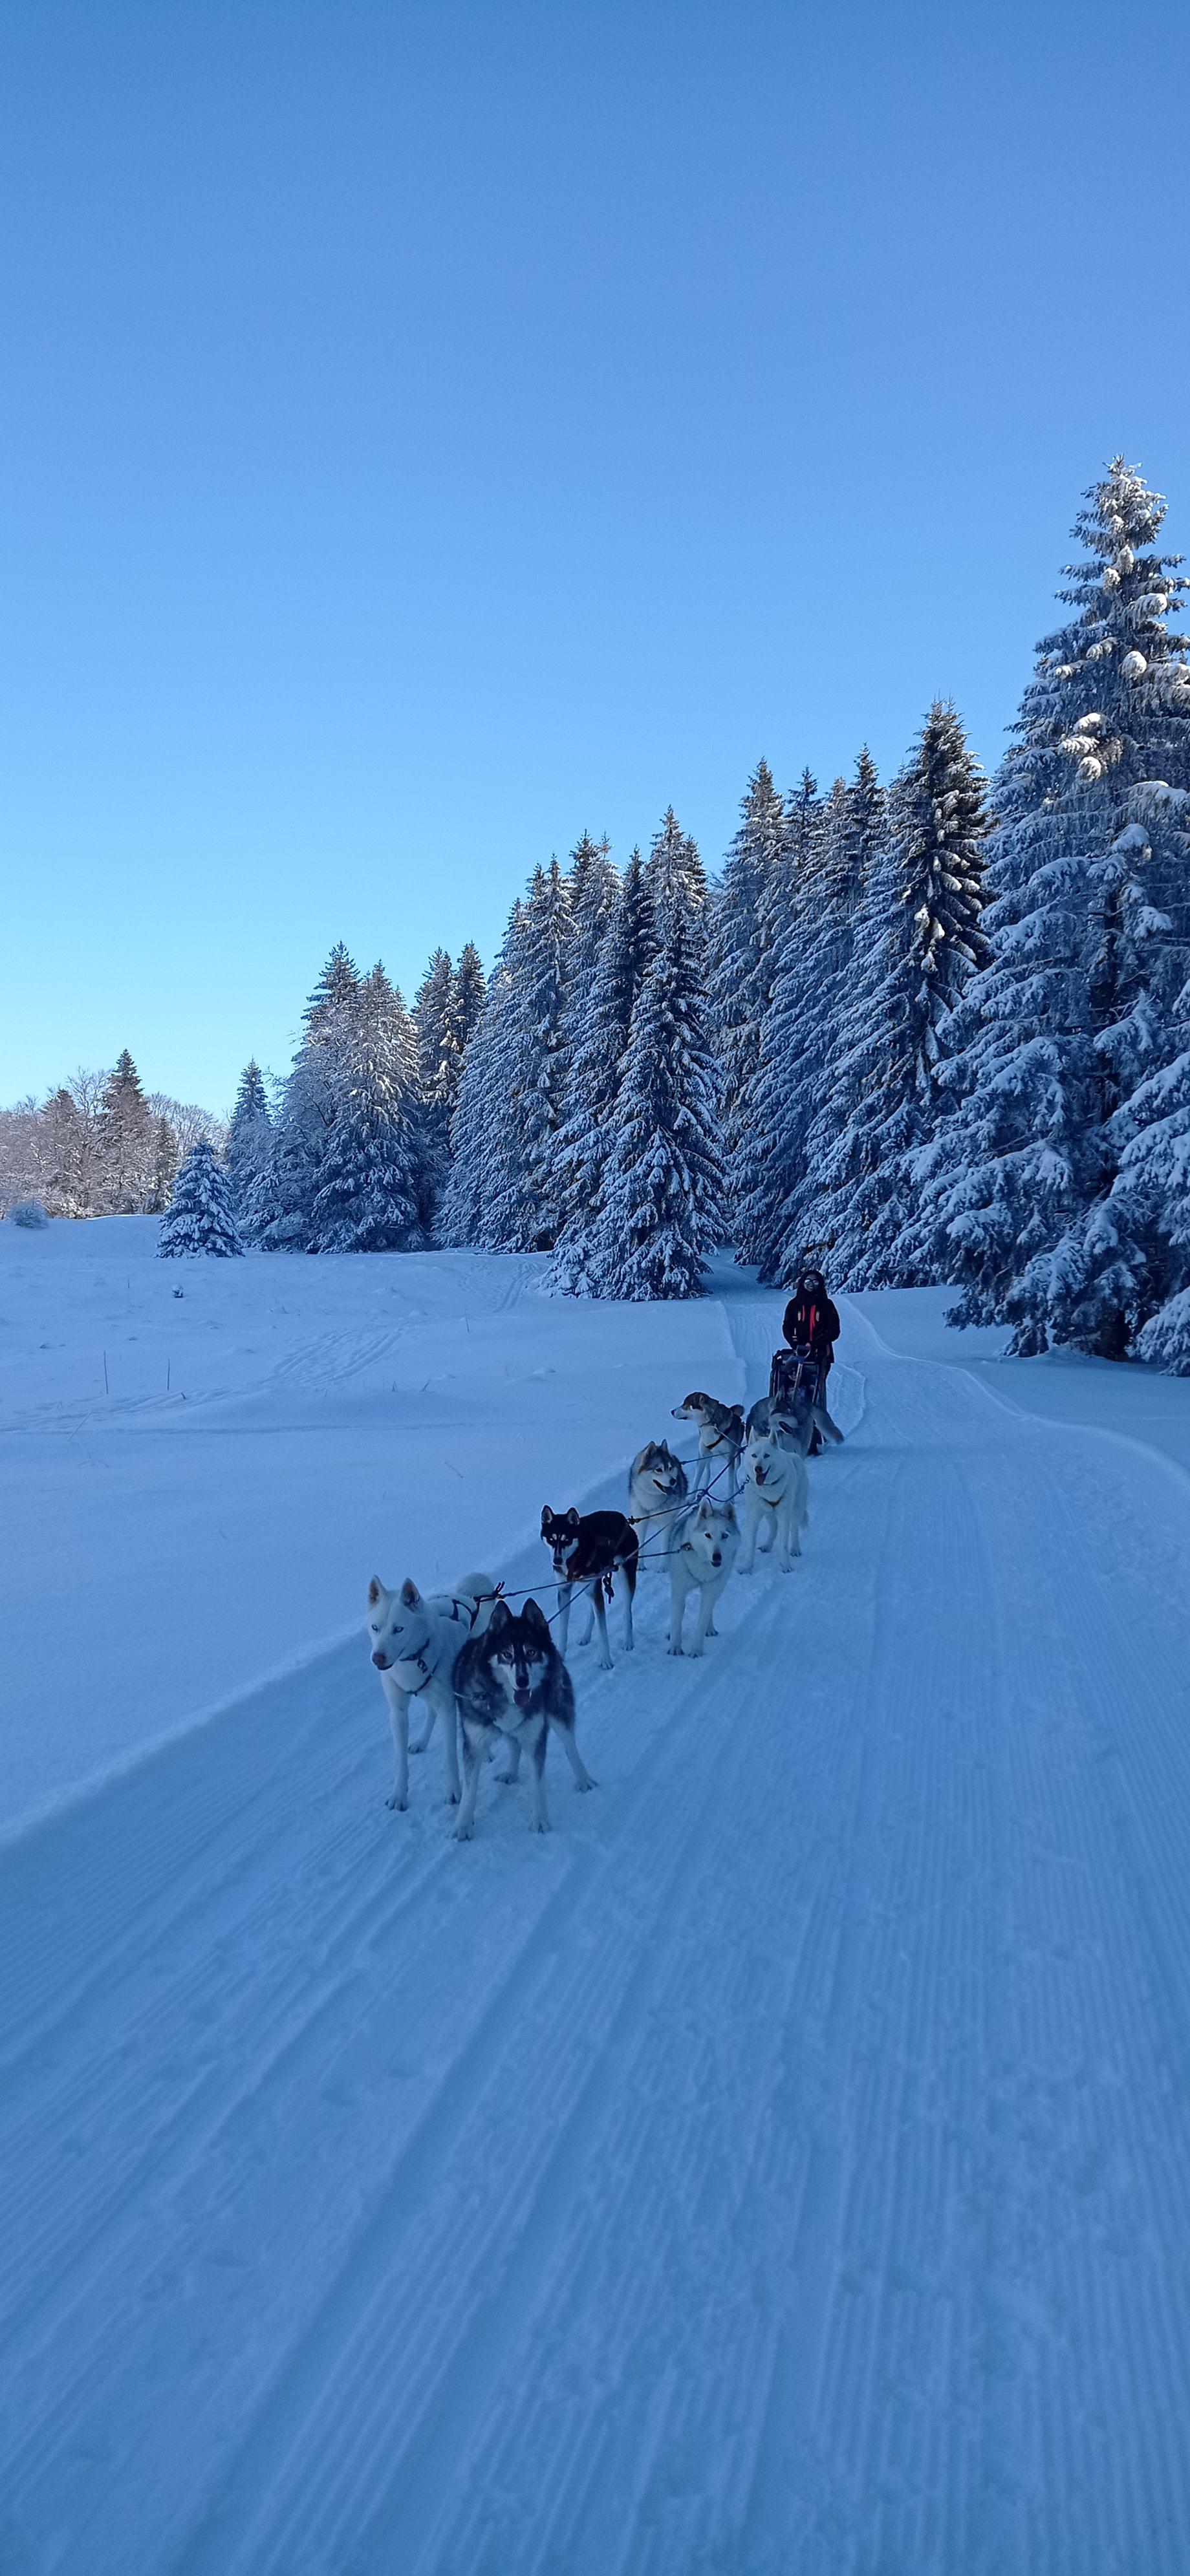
10, 458, 1190, 1369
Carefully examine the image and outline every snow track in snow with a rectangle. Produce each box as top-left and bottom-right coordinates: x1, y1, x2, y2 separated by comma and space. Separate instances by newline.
5, 1283, 1190, 2571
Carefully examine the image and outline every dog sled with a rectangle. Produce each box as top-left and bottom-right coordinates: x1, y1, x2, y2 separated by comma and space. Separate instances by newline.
768, 1342, 821, 1413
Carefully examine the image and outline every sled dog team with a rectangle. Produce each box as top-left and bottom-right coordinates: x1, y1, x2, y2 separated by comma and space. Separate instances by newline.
365, 1373, 843, 1841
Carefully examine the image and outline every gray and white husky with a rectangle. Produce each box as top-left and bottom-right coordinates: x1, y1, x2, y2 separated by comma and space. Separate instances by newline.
738, 1426, 809, 1574
627, 1439, 689, 1557
366, 1569, 499, 1811
671, 1391, 746, 1497
746, 1385, 843, 1454
665, 1495, 739, 1656
453, 1596, 596, 1840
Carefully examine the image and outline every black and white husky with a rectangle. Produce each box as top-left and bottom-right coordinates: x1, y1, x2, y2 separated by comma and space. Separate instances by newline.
671, 1391, 745, 1497
366, 1570, 498, 1810
738, 1426, 809, 1574
665, 1495, 739, 1656
541, 1506, 638, 1668
627, 1439, 689, 1556
453, 1596, 596, 1839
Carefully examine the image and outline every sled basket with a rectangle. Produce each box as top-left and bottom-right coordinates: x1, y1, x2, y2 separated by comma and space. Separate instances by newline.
769, 1345, 821, 1411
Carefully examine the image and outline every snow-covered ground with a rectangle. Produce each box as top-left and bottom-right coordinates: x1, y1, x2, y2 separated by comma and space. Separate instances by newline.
5, 1225, 1190, 2571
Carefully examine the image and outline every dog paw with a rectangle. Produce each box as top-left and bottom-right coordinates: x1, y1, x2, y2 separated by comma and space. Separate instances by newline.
667, 1642, 684, 1656
576, 1776, 596, 1792
385, 1792, 408, 1811
454, 1819, 474, 1841
687, 1643, 705, 1659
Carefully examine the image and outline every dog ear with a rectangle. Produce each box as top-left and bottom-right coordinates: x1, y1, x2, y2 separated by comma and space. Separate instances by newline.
487, 1596, 512, 1633
540, 1506, 552, 1534
399, 1577, 421, 1608
367, 1577, 384, 1605
566, 1507, 580, 1529
521, 1598, 550, 1640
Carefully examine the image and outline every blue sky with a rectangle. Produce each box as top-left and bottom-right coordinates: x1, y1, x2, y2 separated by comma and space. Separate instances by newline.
3, 0, 1189, 1111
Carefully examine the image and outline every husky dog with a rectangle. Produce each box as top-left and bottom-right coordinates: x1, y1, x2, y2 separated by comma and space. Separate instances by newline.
746, 1386, 843, 1454
453, 1596, 596, 1840
366, 1570, 499, 1811
738, 1427, 809, 1574
627, 1440, 689, 1558
671, 1392, 745, 1497
541, 1506, 638, 1668
666, 1496, 739, 1656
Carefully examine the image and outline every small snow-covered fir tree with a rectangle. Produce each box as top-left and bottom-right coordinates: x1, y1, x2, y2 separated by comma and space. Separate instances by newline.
225, 1061, 272, 1227
591, 829, 724, 1300
548, 848, 654, 1293
310, 965, 421, 1252
158, 1139, 244, 1257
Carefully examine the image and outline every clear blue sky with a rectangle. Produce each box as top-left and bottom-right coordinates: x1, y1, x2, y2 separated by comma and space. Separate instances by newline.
4, 0, 1189, 1113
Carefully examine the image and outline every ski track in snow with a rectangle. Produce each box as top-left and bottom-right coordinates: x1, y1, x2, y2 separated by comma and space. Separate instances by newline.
5, 1286, 1190, 2570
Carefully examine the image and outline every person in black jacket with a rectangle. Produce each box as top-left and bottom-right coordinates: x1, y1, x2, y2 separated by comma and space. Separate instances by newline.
782, 1269, 841, 1390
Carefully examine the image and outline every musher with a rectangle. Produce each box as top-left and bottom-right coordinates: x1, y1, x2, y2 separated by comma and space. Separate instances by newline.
781, 1265, 841, 1421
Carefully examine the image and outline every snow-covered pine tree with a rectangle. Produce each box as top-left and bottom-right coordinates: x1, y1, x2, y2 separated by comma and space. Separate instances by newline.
224, 1061, 272, 1227
548, 848, 654, 1293
438, 904, 526, 1249
805, 702, 991, 1287
932, 460, 1190, 1353
248, 948, 360, 1249
708, 760, 790, 1218
478, 858, 574, 1251
158, 1138, 244, 1257
449, 943, 487, 1065
591, 824, 725, 1300
1129, 990, 1190, 1368
412, 949, 457, 1238
310, 964, 422, 1252
101, 1049, 155, 1212
732, 771, 830, 1272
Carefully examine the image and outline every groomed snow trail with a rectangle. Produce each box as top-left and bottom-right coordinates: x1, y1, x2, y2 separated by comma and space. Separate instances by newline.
5, 1285, 1190, 2572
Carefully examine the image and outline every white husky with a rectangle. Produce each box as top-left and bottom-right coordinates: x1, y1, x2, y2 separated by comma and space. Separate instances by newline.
738, 1427, 809, 1574
366, 1571, 499, 1812
666, 1497, 739, 1656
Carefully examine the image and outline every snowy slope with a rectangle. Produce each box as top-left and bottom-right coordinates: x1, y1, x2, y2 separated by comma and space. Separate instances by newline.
0, 1219, 736, 1830
5, 1247, 1190, 2570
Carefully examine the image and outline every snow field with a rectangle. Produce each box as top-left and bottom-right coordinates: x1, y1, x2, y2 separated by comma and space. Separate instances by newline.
5, 1242, 1190, 2568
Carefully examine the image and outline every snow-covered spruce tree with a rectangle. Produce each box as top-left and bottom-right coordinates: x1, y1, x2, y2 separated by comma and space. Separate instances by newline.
803, 702, 991, 1287
248, 947, 360, 1249
101, 1050, 155, 1212
1130, 993, 1190, 1368
591, 833, 725, 1300
412, 949, 457, 1238
480, 858, 574, 1251
548, 848, 654, 1294
438, 903, 526, 1249
932, 460, 1190, 1354
158, 1138, 244, 1257
310, 965, 422, 1252
224, 1061, 272, 1227
732, 769, 828, 1272
708, 759, 790, 1206
448, 942, 487, 1066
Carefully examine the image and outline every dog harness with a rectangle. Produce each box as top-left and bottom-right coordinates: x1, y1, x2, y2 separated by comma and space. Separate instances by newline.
404, 1586, 502, 1694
